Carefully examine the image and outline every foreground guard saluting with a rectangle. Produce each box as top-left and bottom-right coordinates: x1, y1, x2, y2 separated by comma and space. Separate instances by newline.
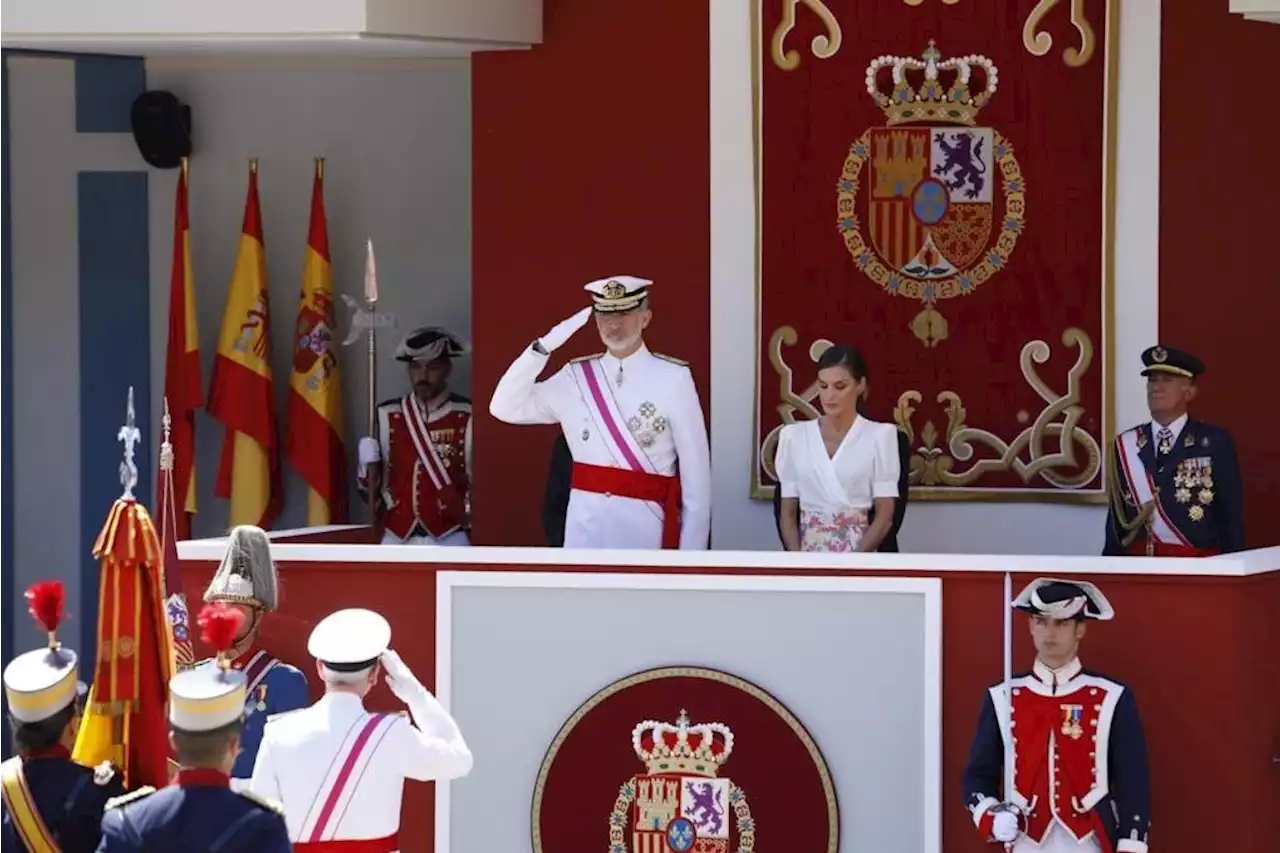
2, 581, 125, 852
962, 578, 1151, 853
201, 525, 308, 790
96, 604, 291, 853
249, 608, 473, 851
489, 275, 711, 549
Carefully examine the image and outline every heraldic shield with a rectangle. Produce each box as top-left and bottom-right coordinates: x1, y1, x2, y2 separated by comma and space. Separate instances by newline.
627, 711, 739, 853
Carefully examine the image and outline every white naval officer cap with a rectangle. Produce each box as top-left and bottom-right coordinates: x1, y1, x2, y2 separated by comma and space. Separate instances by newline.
308, 609, 392, 681
395, 326, 470, 363
1012, 577, 1115, 621
3, 581, 86, 724
169, 603, 249, 733
584, 275, 652, 314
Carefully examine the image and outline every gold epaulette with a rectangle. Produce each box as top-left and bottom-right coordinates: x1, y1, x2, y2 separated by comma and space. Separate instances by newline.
105, 786, 156, 810
237, 788, 284, 814
652, 352, 688, 367
568, 352, 603, 364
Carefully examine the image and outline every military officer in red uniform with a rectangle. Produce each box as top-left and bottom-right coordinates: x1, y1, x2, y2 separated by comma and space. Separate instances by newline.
358, 326, 472, 545
962, 578, 1151, 853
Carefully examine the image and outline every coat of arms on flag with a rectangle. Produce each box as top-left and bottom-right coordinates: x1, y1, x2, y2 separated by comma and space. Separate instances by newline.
531, 666, 838, 853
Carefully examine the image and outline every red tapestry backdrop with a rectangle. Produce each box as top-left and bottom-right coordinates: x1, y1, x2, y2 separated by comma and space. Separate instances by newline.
532, 667, 838, 853
756, 0, 1115, 501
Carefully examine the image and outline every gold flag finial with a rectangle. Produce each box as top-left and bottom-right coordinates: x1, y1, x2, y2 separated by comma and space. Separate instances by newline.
315, 156, 325, 181
249, 157, 259, 175
180, 156, 189, 180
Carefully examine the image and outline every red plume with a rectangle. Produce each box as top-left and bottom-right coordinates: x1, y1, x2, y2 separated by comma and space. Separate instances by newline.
25, 581, 66, 636
197, 602, 245, 657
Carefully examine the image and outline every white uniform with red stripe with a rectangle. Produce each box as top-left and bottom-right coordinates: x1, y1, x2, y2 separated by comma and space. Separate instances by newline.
247, 684, 472, 851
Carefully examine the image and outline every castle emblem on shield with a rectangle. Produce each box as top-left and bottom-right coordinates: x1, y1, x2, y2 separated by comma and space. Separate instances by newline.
837, 40, 1026, 347
609, 710, 756, 853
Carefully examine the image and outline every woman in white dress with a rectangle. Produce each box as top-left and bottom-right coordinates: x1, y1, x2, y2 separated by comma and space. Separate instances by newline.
774, 346, 901, 552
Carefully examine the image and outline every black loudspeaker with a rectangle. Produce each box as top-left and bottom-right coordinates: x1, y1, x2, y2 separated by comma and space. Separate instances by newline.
130, 90, 192, 169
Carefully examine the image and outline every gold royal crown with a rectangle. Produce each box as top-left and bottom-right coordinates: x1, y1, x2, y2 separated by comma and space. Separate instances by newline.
631, 709, 734, 777
865, 40, 998, 127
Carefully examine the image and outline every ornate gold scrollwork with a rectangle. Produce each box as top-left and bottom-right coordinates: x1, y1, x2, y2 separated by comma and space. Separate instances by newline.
893, 328, 1101, 488
770, 0, 843, 71
1023, 0, 1096, 68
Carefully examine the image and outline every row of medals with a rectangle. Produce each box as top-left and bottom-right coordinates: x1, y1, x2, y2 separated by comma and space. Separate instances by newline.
1173, 464, 1213, 521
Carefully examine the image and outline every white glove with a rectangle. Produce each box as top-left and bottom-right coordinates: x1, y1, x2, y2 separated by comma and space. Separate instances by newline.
992, 809, 1019, 843
358, 437, 381, 465
537, 306, 593, 352
379, 649, 425, 702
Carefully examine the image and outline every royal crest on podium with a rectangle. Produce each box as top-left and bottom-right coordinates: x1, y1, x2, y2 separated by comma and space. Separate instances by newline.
611, 710, 754, 853
838, 40, 1025, 347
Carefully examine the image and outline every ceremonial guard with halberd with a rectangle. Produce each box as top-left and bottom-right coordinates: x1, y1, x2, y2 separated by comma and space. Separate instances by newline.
358, 326, 473, 545
95, 604, 292, 852
1104, 345, 1243, 556
962, 578, 1151, 853
1, 581, 125, 852
200, 525, 308, 790
249, 608, 473, 851
489, 275, 711, 549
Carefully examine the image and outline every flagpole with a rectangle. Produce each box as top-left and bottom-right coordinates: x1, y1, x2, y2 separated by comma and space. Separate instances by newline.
364, 238, 380, 528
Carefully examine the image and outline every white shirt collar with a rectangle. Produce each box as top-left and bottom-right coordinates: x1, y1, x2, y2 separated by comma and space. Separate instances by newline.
318, 690, 366, 715
1033, 656, 1082, 690
1150, 412, 1188, 444
602, 341, 650, 365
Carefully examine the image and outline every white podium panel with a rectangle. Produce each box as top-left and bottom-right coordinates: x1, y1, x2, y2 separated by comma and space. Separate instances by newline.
436, 572, 942, 853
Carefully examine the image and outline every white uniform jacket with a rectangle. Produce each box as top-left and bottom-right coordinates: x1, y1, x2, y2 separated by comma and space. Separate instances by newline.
248, 690, 472, 849
489, 342, 711, 549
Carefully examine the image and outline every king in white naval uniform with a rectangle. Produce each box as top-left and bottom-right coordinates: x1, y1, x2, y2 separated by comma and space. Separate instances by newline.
488, 275, 712, 549
247, 608, 472, 853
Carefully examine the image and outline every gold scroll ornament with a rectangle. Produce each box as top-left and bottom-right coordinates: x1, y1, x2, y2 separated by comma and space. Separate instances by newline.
758, 325, 1101, 494
768, 0, 1096, 69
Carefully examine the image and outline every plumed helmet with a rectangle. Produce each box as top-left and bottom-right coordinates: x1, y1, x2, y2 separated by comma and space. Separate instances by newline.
203, 525, 278, 612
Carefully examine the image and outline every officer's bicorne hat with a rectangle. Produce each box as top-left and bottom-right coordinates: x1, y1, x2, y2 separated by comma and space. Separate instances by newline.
308, 608, 391, 682
170, 604, 249, 733
1012, 577, 1115, 622
1140, 345, 1204, 380
3, 581, 87, 724
395, 327, 469, 363
203, 525, 278, 613
584, 275, 652, 314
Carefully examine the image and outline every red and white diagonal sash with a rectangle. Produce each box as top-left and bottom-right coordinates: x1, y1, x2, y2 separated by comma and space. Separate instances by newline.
1116, 430, 1192, 547
573, 360, 657, 475
298, 713, 398, 842
401, 395, 453, 491
241, 650, 280, 696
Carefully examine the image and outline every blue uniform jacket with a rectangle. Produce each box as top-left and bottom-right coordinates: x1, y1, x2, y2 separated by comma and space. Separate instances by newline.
1104, 419, 1243, 555
961, 669, 1152, 851
95, 783, 291, 853
1, 754, 125, 852
218, 654, 309, 780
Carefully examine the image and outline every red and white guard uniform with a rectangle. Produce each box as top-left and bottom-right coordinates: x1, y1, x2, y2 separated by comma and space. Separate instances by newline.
360, 391, 472, 546
488, 276, 711, 549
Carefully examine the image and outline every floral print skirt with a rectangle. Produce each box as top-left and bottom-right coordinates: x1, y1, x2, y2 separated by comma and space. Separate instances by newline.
800, 508, 869, 552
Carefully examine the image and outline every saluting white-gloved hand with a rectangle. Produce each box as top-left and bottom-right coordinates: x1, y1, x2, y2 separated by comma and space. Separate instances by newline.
991, 809, 1020, 843
379, 649, 425, 702
537, 306, 594, 353
358, 437, 381, 465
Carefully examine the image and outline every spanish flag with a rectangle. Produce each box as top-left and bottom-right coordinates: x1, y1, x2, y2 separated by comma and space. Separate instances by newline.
207, 160, 281, 528
157, 158, 203, 540
285, 159, 348, 524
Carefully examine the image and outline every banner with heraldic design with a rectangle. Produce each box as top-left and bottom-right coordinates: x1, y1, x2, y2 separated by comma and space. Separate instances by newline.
532, 667, 838, 853
754, 1, 1117, 502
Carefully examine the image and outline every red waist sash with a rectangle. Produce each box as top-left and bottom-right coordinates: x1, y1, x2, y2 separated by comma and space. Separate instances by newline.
293, 834, 399, 853
1128, 540, 1219, 558
570, 462, 681, 549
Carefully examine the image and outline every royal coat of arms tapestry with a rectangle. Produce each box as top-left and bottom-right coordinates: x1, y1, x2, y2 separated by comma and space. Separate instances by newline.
754, 0, 1116, 500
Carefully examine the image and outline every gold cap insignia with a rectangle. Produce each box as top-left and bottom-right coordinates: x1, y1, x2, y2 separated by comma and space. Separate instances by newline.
1151, 346, 1168, 363
601, 280, 626, 300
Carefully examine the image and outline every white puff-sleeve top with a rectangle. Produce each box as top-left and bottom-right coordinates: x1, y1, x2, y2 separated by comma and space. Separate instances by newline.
774, 417, 900, 512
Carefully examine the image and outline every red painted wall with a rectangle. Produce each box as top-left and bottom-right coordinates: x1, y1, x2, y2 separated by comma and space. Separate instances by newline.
183, 558, 1277, 853
1160, 4, 1280, 547
470, 0, 711, 546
